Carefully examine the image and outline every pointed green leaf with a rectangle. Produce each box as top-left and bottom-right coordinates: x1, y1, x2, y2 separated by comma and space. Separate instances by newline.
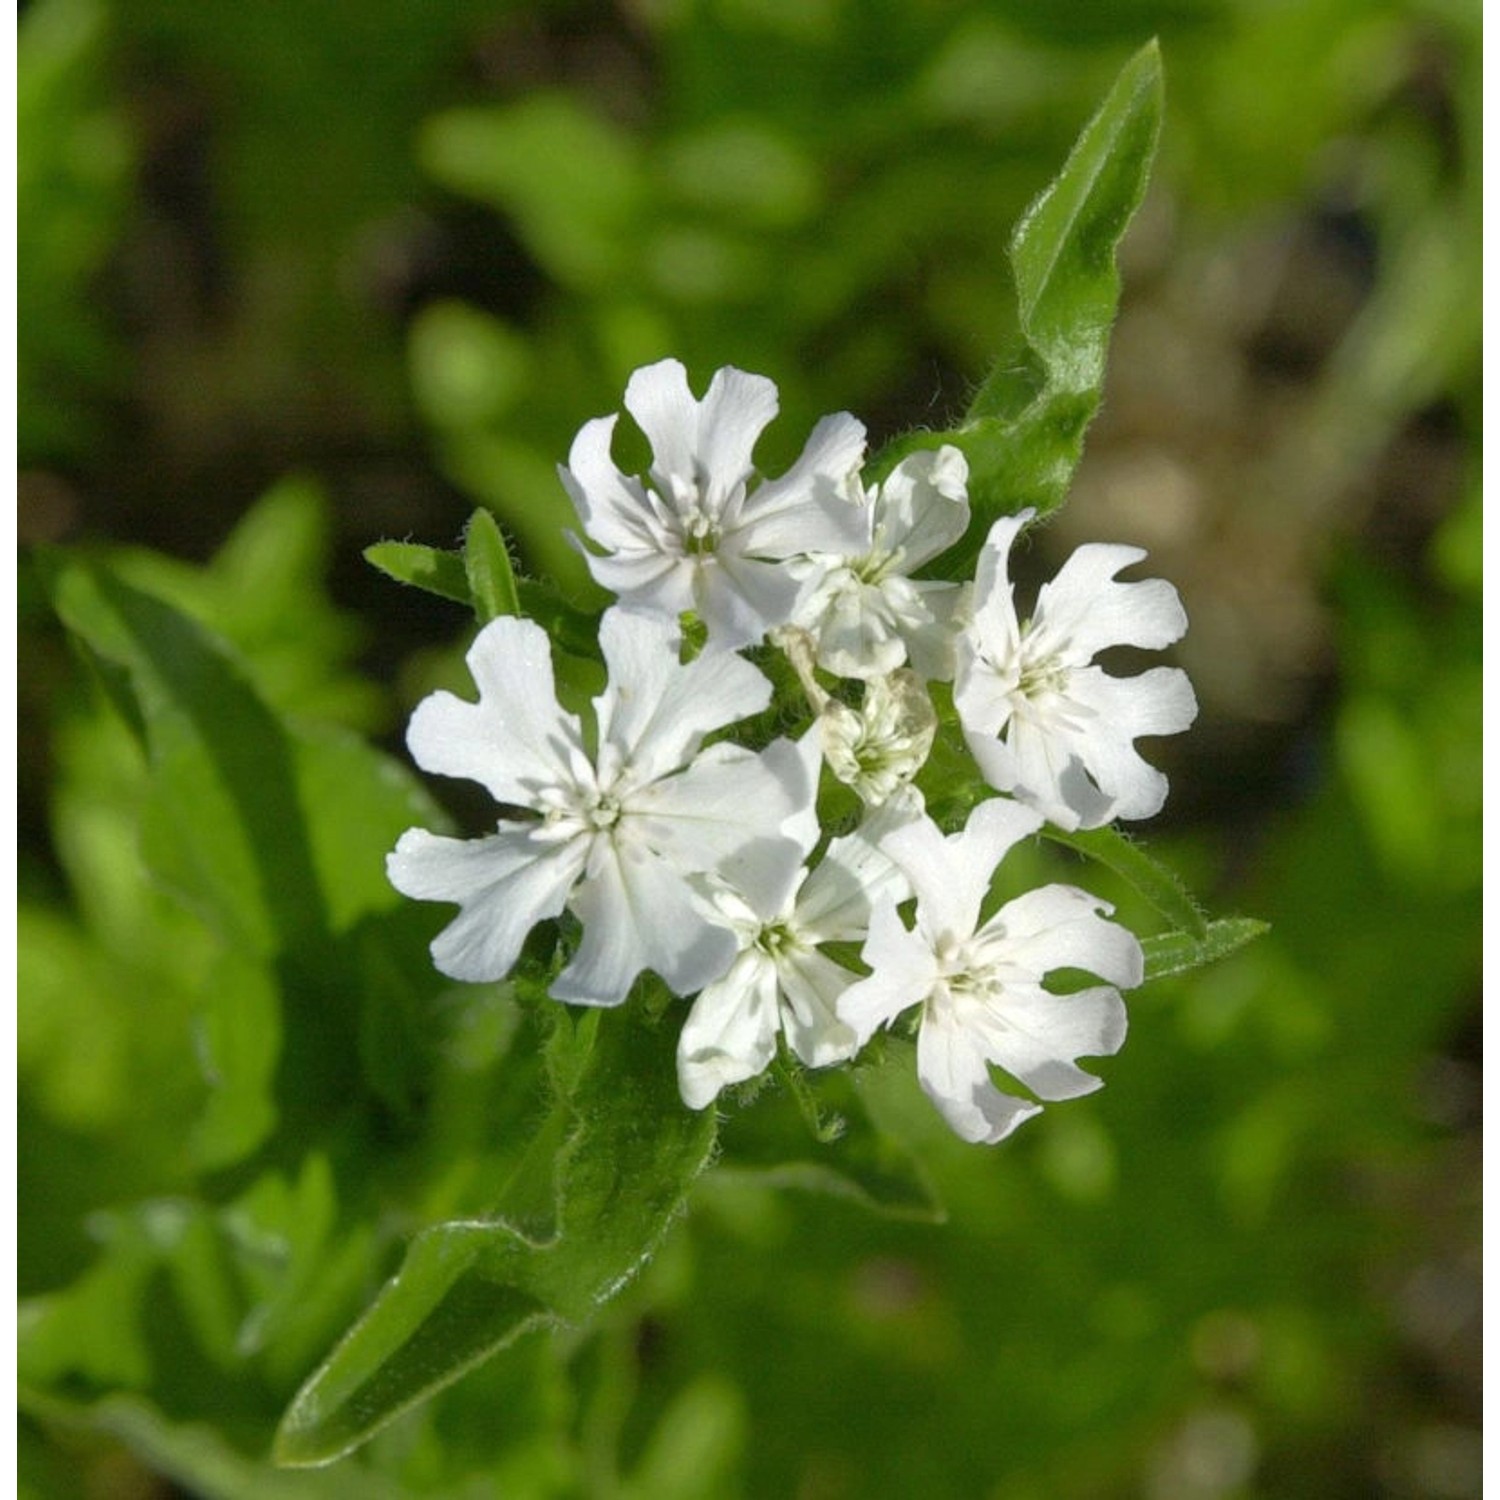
47, 556, 436, 957
362, 540, 471, 607
273, 1006, 716, 1467
1044, 822, 1209, 939
45, 556, 444, 1154
1142, 918, 1271, 982
463, 507, 522, 623
874, 41, 1164, 573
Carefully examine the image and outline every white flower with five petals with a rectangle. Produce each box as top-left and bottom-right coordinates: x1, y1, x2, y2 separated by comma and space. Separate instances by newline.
561, 359, 869, 652
387, 609, 809, 1007
677, 779, 921, 1110
837, 799, 1143, 1145
954, 510, 1198, 831
795, 444, 971, 681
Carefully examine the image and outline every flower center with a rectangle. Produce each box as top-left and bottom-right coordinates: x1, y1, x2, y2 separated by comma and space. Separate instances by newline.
1017, 649, 1069, 701
933, 931, 1023, 1005
584, 792, 623, 831
854, 539, 906, 587
755, 921, 799, 959
681, 503, 721, 556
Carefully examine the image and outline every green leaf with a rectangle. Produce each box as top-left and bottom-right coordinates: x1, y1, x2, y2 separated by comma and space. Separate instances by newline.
463, 508, 522, 623
362, 540, 471, 607
273, 1005, 716, 1467
1142, 918, 1271, 982
714, 1046, 945, 1223
48, 556, 436, 954
45, 555, 444, 1155
114, 479, 382, 731
18, 1387, 411, 1500
515, 581, 604, 662
874, 41, 1163, 571
1043, 822, 1208, 939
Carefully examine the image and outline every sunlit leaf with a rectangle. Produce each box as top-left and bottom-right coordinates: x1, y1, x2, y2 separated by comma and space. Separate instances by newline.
1044, 822, 1208, 938
46, 556, 444, 1154
463, 508, 521, 623
873, 41, 1164, 574
1142, 918, 1270, 982
363, 541, 471, 607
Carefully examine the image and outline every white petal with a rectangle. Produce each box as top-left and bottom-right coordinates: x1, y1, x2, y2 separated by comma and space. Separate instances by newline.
965, 714, 1114, 832
965, 510, 1032, 660
795, 796, 918, 941
874, 446, 970, 570
702, 551, 807, 647
594, 608, 772, 783
760, 728, 823, 861
581, 548, 696, 618
1053, 666, 1198, 825
839, 899, 935, 1045
561, 415, 660, 555
1031, 544, 1188, 663
734, 411, 869, 556
627, 741, 804, 879
882, 799, 1042, 948
623, 358, 700, 485
386, 825, 586, 982
953, 633, 1019, 738
405, 616, 585, 807
987, 884, 1144, 990
696, 366, 780, 508
916, 1003, 1042, 1144
676, 949, 783, 1109
777, 948, 861, 1067
900, 580, 967, 683
967, 981, 1127, 1101
812, 578, 909, 680
1073, 664, 1199, 739
554, 839, 737, 1004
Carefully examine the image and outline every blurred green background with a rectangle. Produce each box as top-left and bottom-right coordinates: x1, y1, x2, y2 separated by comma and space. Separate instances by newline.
18, 0, 1480, 1497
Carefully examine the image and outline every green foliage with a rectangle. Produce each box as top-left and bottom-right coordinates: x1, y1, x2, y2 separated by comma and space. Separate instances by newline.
462, 510, 522, 624
1141, 917, 1271, 982
18, 3, 1480, 1496
872, 41, 1163, 579
17, 0, 131, 464
275, 1008, 717, 1466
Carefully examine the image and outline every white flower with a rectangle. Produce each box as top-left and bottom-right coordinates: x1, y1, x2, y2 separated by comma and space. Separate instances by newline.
953, 510, 1198, 831
560, 358, 869, 652
838, 799, 1143, 1145
795, 445, 971, 681
820, 669, 937, 807
387, 609, 810, 1007
677, 782, 921, 1110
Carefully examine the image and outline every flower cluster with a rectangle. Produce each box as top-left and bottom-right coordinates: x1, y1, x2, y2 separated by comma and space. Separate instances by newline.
390, 360, 1197, 1144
